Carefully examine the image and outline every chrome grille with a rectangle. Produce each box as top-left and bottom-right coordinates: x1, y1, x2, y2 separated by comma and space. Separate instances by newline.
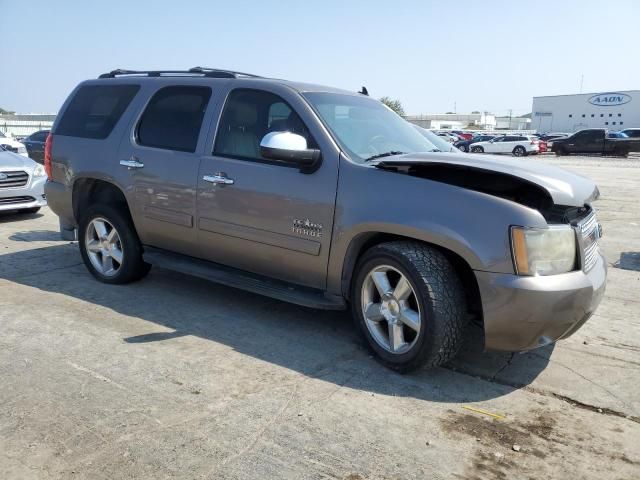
0, 171, 29, 188
0, 196, 35, 205
578, 210, 600, 272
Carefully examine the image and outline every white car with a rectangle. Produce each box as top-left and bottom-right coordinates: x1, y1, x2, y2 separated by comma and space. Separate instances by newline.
469, 135, 539, 157
434, 132, 459, 143
0, 131, 29, 157
0, 148, 48, 214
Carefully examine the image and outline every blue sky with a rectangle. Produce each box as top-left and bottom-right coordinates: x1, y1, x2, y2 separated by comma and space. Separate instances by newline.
1, 0, 639, 116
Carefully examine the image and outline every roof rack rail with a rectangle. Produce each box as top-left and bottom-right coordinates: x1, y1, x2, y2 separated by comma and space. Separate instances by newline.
98, 67, 261, 79
188, 66, 262, 78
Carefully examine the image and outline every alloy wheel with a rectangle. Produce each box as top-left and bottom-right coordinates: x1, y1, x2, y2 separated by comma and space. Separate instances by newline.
85, 217, 124, 277
361, 265, 422, 354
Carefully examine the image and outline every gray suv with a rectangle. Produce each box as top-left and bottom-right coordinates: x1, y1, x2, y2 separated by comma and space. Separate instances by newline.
45, 67, 606, 372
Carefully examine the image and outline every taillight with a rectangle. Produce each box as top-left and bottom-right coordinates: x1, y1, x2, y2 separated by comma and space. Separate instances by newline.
44, 133, 53, 179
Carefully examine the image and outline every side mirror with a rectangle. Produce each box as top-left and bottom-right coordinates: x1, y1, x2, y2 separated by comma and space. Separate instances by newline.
260, 132, 321, 173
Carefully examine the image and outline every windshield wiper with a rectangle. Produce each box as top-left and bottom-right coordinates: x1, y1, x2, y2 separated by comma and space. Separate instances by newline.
365, 151, 406, 161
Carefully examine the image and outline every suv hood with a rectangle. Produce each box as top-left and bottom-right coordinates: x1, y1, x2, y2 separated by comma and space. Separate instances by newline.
0, 150, 33, 170
373, 152, 599, 208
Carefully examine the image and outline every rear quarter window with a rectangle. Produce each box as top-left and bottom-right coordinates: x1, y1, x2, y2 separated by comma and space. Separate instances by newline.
56, 85, 140, 139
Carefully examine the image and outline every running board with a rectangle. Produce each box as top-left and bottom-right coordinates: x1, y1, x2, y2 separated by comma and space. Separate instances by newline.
143, 247, 346, 311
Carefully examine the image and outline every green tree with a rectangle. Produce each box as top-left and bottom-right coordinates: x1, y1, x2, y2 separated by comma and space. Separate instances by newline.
379, 97, 405, 116
0, 107, 15, 115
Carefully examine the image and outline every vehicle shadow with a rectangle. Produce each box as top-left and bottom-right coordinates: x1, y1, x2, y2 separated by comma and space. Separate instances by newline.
614, 251, 640, 272
8, 230, 63, 242
0, 211, 44, 223
1, 244, 553, 403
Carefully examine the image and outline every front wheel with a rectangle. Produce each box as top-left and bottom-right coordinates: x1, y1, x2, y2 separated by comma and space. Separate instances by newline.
352, 242, 467, 372
555, 147, 567, 156
78, 204, 150, 284
458, 145, 468, 152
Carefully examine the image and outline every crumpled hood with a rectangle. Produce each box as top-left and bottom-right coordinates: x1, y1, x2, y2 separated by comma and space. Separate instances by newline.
373, 151, 599, 207
0, 150, 33, 170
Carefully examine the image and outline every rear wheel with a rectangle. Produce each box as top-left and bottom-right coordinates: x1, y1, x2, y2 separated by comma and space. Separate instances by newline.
613, 147, 629, 158
78, 204, 150, 284
352, 241, 467, 372
471, 146, 484, 153
513, 146, 526, 157
458, 144, 468, 152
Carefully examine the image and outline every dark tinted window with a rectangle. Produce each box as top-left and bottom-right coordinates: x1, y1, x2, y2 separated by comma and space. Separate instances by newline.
31, 131, 48, 142
57, 85, 139, 139
214, 89, 316, 161
137, 86, 211, 152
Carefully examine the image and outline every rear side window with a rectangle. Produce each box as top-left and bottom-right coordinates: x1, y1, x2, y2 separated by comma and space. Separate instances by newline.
137, 86, 211, 153
31, 131, 48, 141
56, 85, 140, 139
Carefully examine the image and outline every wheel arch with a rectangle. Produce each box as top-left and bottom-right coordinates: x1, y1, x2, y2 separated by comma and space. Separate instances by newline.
340, 232, 483, 326
72, 177, 132, 224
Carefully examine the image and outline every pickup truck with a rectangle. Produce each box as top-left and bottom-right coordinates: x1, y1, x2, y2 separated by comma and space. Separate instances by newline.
551, 128, 640, 157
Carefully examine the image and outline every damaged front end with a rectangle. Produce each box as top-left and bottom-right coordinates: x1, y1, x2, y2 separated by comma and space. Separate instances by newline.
373, 154, 600, 225
372, 153, 606, 351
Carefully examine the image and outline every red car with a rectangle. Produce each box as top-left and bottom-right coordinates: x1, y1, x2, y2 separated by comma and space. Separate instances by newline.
538, 140, 548, 153
452, 130, 473, 141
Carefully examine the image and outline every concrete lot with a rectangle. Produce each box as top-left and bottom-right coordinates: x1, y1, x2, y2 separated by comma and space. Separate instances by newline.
1, 155, 639, 479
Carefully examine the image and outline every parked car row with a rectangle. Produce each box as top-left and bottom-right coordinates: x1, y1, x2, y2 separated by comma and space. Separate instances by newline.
433, 127, 640, 157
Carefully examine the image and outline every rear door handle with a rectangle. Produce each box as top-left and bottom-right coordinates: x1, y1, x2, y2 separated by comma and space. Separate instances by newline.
203, 173, 234, 186
120, 157, 144, 169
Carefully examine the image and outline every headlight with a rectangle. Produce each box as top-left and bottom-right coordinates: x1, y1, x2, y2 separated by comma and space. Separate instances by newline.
18, 146, 27, 154
33, 164, 46, 177
511, 226, 577, 276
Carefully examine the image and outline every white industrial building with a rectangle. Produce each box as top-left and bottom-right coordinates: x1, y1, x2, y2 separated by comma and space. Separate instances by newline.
404, 113, 496, 130
0, 114, 56, 137
531, 90, 638, 133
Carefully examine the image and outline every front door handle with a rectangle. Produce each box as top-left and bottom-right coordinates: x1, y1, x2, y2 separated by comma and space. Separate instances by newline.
120, 157, 144, 169
203, 173, 234, 186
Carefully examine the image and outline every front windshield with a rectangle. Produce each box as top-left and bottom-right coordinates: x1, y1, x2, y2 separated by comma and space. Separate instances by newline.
303, 92, 439, 162
412, 125, 454, 152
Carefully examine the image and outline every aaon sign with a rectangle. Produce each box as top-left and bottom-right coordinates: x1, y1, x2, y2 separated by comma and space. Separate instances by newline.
588, 92, 632, 106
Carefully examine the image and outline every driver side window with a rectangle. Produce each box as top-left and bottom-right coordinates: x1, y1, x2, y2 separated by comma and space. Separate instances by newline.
214, 89, 316, 161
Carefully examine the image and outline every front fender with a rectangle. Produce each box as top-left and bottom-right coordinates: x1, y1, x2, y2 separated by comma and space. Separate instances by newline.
326, 159, 547, 295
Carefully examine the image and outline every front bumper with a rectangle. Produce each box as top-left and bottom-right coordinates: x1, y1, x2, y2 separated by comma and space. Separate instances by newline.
0, 174, 48, 212
475, 251, 607, 351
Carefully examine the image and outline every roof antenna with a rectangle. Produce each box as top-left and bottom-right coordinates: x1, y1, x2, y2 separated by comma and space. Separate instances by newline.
358, 86, 369, 96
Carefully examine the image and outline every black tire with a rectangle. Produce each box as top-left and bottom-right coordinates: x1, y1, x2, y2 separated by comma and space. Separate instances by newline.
512, 146, 526, 157
458, 145, 468, 152
555, 147, 567, 156
351, 241, 467, 372
613, 147, 629, 158
78, 204, 150, 284
19, 207, 41, 214
471, 146, 484, 153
